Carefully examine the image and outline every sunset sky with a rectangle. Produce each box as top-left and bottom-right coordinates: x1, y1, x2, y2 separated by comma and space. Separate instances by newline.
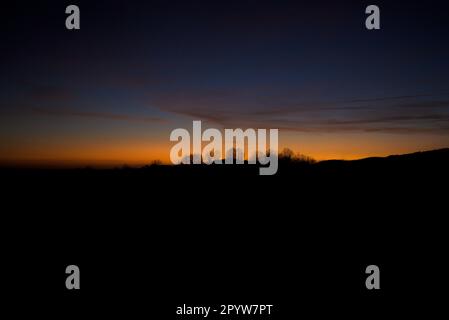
1, 0, 449, 166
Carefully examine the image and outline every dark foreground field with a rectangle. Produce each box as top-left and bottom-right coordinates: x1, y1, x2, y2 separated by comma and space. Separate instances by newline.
2, 149, 448, 317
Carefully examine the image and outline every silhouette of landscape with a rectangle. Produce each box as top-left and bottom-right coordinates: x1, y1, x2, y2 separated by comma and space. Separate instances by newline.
2, 148, 448, 214
2, 148, 448, 180
3, 147, 447, 310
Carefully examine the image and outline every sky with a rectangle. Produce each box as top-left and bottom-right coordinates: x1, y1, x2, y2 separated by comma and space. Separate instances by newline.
1, 0, 449, 166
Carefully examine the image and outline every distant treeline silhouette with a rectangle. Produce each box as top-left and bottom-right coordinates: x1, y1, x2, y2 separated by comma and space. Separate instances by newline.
140, 147, 316, 168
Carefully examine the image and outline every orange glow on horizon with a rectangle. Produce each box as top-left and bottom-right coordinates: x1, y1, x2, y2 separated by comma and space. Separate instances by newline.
2, 138, 449, 168
1, 128, 449, 167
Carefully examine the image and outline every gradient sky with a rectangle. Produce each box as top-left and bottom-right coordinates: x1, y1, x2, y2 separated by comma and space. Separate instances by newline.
1, 0, 449, 166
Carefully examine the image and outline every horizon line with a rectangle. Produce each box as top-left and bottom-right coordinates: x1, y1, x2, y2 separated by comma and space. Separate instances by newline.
1, 147, 448, 169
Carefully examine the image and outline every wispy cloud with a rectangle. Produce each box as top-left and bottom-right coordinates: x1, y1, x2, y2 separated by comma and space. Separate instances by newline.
32, 107, 166, 124
274, 125, 449, 134
151, 90, 449, 134
324, 114, 449, 125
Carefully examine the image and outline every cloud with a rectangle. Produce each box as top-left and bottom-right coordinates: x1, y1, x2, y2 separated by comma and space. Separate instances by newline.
344, 94, 434, 104
31, 107, 166, 124
275, 125, 449, 134
151, 89, 449, 134
250, 96, 449, 116
261, 112, 449, 134
324, 114, 449, 125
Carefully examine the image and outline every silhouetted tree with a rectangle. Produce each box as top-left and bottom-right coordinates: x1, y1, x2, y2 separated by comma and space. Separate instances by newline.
279, 148, 295, 160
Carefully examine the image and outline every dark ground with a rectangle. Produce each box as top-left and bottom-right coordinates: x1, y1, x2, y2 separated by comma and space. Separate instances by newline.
2, 149, 448, 317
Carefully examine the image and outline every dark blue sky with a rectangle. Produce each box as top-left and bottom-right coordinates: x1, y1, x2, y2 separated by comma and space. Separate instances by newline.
1, 0, 449, 164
